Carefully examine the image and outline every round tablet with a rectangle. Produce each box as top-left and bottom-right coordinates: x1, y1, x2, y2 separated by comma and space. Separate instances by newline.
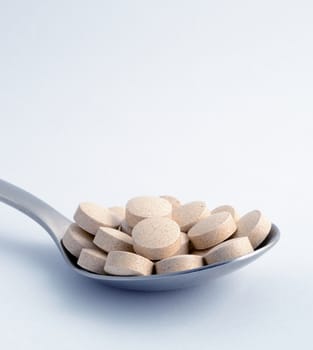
233, 210, 271, 248
188, 212, 237, 249
93, 227, 134, 253
204, 237, 254, 265
74, 202, 121, 234
109, 206, 125, 221
104, 251, 153, 276
172, 201, 209, 232
77, 248, 107, 274
171, 232, 189, 256
126, 196, 172, 228
62, 223, 96, 258
156, 254, 203, 274
160, 195, 181, 209
119, 219, 132, 235
132, 217, 181, 260
212, 205, 240, 221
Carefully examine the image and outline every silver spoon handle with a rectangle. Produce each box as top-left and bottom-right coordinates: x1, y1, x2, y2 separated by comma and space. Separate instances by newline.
0, 179, 71, 244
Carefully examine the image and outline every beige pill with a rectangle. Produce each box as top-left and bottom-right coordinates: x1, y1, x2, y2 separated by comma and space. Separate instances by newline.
119, 219, 132, 235
132, 217, 181, 260
94, 227, 134, 253
126, 196, 172, 227
204, 237, 254, 265
62, 223, 96, 257
172, 201, 209, 232
74, 202, 121, 234
233, 210, 271, 249
160, 195, 181, 209
212, 205, 240, 221
104, 251, 153, 276
156, 254, 203, 274
77, 248, 107, 274
188, 212, 237, 249
171, 232, 189, 256
109, 206, 125, 221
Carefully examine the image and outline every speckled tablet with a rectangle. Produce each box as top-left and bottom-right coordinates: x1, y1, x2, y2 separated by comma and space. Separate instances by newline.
156, 254, 203, 274
204, 237, 253, 265
62, 223, 96, 258
132, 217, 181, 260
77, 248, 107, 274
233, 210, 271, 248
74, 202, 121, 234
126, 196, 172, 227
188, 212, 237, 249
104, 251, 153, 276
94, 227, 134, 253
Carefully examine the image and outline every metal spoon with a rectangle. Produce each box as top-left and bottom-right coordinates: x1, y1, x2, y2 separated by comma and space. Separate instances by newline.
0, 179, 279, 291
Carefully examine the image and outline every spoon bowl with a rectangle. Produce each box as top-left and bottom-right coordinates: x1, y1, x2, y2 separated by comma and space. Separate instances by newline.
0, 179, 280, 291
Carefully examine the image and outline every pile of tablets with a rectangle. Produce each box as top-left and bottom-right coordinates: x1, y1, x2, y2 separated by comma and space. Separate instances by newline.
62, 196, 272, 276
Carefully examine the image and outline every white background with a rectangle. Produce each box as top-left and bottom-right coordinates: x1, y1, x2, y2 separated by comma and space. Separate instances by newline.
0, 1, 312, 349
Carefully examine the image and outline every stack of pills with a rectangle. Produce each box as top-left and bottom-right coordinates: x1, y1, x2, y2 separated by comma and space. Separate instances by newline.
62, 196, 272, 276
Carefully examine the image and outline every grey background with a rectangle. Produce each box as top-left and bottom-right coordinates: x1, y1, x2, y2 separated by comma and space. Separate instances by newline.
0, 1, 312, 349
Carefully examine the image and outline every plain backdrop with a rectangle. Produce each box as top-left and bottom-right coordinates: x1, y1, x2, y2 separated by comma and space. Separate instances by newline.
0, 1, 312, 349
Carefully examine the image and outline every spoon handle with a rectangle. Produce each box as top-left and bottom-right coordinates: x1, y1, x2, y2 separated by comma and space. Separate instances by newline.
0, 179, 71, 244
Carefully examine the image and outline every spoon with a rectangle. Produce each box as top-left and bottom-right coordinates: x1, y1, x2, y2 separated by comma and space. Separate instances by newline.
0, 179, 280, 291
